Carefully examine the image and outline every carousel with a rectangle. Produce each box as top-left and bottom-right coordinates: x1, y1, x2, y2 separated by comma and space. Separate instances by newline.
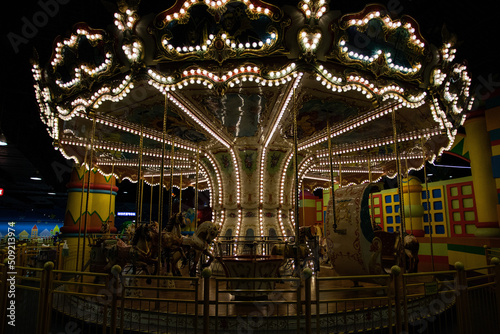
28, 0, 473, 331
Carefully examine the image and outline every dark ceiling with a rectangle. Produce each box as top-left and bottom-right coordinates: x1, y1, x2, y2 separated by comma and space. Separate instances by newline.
1, 0, 498, 221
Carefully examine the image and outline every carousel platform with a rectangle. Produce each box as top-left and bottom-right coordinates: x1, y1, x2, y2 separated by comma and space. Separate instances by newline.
47, 264, 461, 334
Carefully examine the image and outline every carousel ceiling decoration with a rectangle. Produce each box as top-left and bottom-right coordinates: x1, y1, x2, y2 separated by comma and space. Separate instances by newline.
153, 0, 282, 63
336, 5, 426, 76
31, 0, 473, 235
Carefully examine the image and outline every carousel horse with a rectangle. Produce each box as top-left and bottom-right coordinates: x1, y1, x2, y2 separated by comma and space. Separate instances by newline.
158, 213, 188, 276
403, 233, 420, 272
270, 226, 318, 273
101, 222, 158, 284
122, 223, 136, 244
141, 218, 218, 278
270, 226, 314, 258
319, 236, 330, 266
165, 212, 189, 235
325, 183, 420, 285
182, 221, 219, 277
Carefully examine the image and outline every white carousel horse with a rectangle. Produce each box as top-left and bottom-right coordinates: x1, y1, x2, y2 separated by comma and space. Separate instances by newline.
182, 221, 219, 277
325, 184, 419, 285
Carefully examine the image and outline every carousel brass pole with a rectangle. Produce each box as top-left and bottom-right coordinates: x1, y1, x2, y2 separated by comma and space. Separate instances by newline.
150, 176, 154, 224
139, 160, 145, 223
338, 154, 342, 188
399, 159, 406, 235
76, 148, 88, 271
158, 94, 168, 273
195, 145, 200, 227
179, 171, 183, 213
158, 174, 164, 224
421, 138, 435, 271
405, 155, 413, 233
368, 155, 376, 230
302, 182, 306, 227
136, 125, 144, 226
368, 155, 372, 183
392, 108, 408, 273
293, 88, 300, 270
169, 139, 175, 218
392, 109, 405, 236
107, 161, 115, 237
327, 121, 337, 231
81, 111, 97, 272
159, 128, 166, 225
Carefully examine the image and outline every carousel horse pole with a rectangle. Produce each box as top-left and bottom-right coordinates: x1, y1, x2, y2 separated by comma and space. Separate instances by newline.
292, 88, 301, 276
422, 137, 435, 271
136, 125, 144, 225
327, 121, 337, 233
75, 150, 88, 272
195, 145, 199, 229
81, 113, 97, 274
105, 160, 115, 240
157, 93, 168, 278
392, 108, 407, 272
149, 176, 154, 225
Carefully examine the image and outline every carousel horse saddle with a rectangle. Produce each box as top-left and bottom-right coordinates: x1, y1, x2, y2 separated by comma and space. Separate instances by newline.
162, 232, 183, 249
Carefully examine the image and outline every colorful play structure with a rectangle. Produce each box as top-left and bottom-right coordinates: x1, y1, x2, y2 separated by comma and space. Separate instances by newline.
296, 101, 500, 272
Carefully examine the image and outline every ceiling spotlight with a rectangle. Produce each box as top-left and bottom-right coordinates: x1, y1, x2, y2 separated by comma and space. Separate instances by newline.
0, 131, 7, 146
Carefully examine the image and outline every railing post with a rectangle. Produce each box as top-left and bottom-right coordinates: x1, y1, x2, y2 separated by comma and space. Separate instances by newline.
386, 275, 393, 334
454, 261, 470, 334
484, 245, 491, 265
194, 277, 199, 334
303, 268, 312, 334
491, 257, 500, 331
16, 244, 23, 268
38, 261, 54, 334
391, 265, 402, 333
202, 268, 212, 334
110, 264, 122, 334
0, 262, 7, 333
102, 274, 108, 334
316, 274, 320, 334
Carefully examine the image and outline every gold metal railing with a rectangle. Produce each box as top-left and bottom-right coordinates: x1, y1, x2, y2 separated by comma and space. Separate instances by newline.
214, 275, 302, 333
315, 273, 393, 334
2, 258, 500, 334
485, 246, 500, 264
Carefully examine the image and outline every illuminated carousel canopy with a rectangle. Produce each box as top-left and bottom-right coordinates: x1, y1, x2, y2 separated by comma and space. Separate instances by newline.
31, 0, 472, 237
